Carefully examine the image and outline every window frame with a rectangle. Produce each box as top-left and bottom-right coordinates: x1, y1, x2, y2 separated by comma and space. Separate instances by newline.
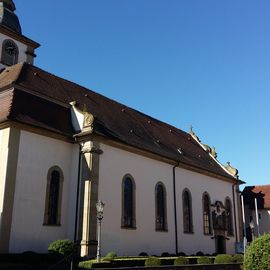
155, 182, 168, 232
182, 188, 193, 234
202, 192, 212, 235
225, 197, 234, 236
121, 174, 136, 229
1, 39, 19, 66
43, 166, 64, 226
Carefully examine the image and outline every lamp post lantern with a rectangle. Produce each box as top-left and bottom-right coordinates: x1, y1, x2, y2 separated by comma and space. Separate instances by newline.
96, 200, 105, 262
249, 220, 255, 242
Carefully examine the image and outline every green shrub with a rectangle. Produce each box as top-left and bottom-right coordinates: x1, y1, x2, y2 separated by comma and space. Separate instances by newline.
244, 233, 270, 270
139, 252, 148, 256
48, 239, 75, 257
197, 256, 212, 264
105, 251, 117, 258
160, 258, 175, 265
214, 254, 233, 264
174, 256, 189, 265
196, 251, 204, 256
79, 260, 96, 269
233, 254, 244, 263
101, 251, 117, 262
145, 257, 162, 266
79, 260, 112, 269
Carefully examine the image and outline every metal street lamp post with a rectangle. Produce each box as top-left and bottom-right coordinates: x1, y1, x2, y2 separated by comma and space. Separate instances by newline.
249, 220, 255, 242
96, 200, 105, 262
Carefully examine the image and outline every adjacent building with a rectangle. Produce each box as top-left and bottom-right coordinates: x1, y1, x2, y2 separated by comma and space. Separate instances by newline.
242, 185, 270, 241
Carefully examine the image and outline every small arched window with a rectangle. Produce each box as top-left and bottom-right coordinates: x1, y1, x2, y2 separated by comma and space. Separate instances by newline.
202, 192, 212, 235
44, 166, 64, 226
225, 197, 234, 236
182, 189, 193, 233
155, 182, 167, 231
122, 175, 136, 228
1, 39, 19, 66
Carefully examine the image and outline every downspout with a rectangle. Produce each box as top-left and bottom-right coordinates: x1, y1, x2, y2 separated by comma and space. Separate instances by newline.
232, 182, 239, 242
74, 143, 82, 244
173, 163, 179, 255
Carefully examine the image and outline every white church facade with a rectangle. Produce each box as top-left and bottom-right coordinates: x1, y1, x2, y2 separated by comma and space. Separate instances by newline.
0, 0, 244, 257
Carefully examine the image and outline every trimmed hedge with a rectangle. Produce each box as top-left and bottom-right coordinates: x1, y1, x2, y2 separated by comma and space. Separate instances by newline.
48, 239, 75, 256
145, 257, 162, 266
197, 256, 212, 264
174, 256, 189, 265
79, 260, 112, 269
78, 254, 241, 269
244, 233, 270, 270
214, 254, 233, 264
233, 254, 244, 263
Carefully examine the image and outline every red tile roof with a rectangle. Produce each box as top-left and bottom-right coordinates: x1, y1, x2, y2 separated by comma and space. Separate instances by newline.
243, 185, 270, 209
0, 63, 240, 181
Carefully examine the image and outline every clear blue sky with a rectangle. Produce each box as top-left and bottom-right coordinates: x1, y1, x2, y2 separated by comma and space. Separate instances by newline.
15, 0, 270, 188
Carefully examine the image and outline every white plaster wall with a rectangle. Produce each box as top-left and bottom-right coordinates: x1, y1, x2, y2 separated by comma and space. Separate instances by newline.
175, 167, 236, 255
0, 33, 30, 69
99, 143, 175, 256
99, 143, 237, 256
0, 128, 10, 232
249, 209, 270, 235
9, 130, 79, 253
258, 210, 270, 233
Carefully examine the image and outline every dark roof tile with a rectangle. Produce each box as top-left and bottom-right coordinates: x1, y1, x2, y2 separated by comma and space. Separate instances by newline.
0, 63, 238, 180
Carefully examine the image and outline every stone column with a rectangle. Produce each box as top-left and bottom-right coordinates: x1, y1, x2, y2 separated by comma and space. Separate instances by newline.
0, 127, 20, 253
79, 139, 102, 258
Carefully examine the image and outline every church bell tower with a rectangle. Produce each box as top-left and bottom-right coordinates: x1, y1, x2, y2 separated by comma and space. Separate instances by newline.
0, 0, 39, 69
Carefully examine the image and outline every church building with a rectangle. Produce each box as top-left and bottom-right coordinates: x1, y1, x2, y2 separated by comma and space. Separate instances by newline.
0, 0, 244, 257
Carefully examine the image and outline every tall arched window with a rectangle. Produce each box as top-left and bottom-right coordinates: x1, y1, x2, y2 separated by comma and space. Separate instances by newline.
122, 175, 136, 228
225, 197, 234, 236
1, 39, 19, 66
182, 189, 193, 233
202, 192, 212, 235
44, 166, 64, 226
155, 182, 167, 231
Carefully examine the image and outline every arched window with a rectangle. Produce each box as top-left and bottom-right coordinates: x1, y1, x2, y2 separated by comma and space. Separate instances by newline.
122, 175, 136, 228
1, 39, 19, 66
155, 182, 167, 231
44, 166, 64, 226
182, 189, 193, 233
225, 197, 234, 236
202, 192, 212, 235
